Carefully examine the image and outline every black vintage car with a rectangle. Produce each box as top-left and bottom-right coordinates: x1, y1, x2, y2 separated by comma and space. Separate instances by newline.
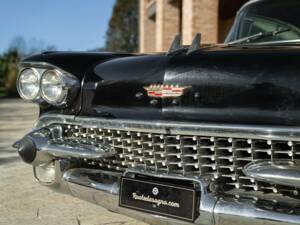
13, 0, 300, 224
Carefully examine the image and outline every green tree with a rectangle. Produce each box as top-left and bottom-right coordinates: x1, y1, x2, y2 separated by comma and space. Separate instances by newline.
105, 0, 138, 52
2, 49, 20, 97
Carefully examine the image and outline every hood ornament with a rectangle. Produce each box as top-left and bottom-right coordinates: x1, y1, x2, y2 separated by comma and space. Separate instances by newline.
143, 84, 190, 98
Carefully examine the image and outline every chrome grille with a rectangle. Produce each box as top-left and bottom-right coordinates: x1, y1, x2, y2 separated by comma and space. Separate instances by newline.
62, 124, 300, 198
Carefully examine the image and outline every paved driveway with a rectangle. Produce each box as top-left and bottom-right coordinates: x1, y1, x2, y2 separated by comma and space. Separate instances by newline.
0, 99, 147, 225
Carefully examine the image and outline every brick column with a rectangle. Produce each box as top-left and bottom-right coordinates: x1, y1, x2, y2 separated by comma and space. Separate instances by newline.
139, 0, 146, 53
156, 0, 181, 52
139, 0, 156, 53
182, 0, 219, 45
182, 0, 193, 45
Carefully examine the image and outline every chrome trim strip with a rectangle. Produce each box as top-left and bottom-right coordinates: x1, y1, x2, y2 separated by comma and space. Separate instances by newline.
36, 114, 300, 141
15, 126, 115, 166
63, 168, 121, 195
237, 0, 263, 14
19, 61, 69, 72
214, 197, 300, 225
244, 160, 300, 188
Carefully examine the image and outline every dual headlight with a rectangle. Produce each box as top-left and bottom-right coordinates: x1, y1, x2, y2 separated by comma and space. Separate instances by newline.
17, 68, 80, 107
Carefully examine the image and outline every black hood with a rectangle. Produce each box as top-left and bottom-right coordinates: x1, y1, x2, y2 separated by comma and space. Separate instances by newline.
79, 45, 300, 126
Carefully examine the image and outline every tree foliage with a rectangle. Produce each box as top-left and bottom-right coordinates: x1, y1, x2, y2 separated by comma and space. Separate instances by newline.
105, 0, 138, 52
0, 49, 20, 96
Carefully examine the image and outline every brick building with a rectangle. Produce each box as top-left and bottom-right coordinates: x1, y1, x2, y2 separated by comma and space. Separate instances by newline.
139, 0, 248, 53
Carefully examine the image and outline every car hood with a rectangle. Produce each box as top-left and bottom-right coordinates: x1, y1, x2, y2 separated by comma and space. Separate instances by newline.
79, 46, 300, 126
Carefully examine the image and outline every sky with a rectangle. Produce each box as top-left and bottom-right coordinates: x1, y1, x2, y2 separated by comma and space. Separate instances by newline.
0, 0, 116, 54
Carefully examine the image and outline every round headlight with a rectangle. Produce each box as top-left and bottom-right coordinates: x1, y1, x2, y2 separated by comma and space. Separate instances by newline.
41, 69, 79, 106
17, 68, 40, 101
41, 70, 65, 104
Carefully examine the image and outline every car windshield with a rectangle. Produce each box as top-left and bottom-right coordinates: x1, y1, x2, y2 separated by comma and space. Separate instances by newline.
237, 0, 300, 43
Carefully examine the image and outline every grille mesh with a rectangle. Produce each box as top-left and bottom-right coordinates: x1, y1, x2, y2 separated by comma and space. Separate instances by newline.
61, 124, 300, 199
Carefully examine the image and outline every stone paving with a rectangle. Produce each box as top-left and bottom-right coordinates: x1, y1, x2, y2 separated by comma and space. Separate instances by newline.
0, 99, 147, 225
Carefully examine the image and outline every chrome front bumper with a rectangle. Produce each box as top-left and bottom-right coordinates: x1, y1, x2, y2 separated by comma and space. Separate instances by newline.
13, 114, 300, 225
35, 160, 299, 225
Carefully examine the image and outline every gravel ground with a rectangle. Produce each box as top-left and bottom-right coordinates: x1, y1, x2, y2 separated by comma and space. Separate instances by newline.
0, 99, 147, 225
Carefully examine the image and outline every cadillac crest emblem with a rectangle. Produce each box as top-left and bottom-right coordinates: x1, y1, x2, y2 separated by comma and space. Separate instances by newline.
143, 84, 189, 98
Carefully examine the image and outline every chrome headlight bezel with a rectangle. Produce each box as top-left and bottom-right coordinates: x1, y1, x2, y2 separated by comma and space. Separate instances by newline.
17, 68, 41, 102
40, 69, 80, 107
17, 62, 80, 107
